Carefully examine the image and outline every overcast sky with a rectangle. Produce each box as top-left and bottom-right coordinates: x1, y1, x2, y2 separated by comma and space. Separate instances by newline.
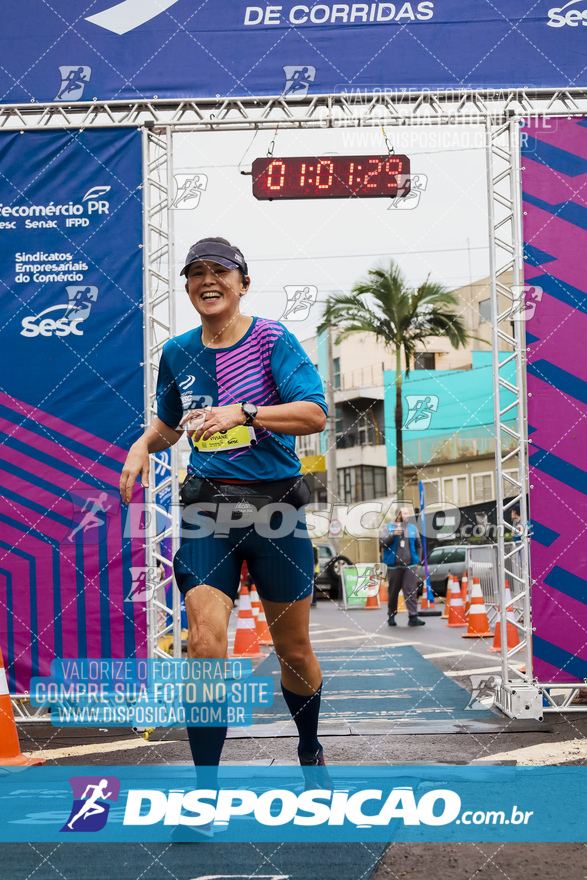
170, 124, 489, 342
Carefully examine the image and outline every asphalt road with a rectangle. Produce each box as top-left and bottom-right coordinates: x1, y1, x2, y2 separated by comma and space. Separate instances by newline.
17, 596, 587, 766
6, 595, 587, 880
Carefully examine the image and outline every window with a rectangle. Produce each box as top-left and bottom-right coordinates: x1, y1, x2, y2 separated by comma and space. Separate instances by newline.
421, 479, 441, 505
428, 548, 445, 564
479, 298, 491, 323
357, 414, 376, 446
473, 472, 494, 502
333, 357, 341, 389
374, 468, 387, 497
443, 548, 466, 564
442, 475, 469, 506
297, 432, 321, 458
363, 466, 374, 500
414, 352, 435, 370
338, 466, 388, 503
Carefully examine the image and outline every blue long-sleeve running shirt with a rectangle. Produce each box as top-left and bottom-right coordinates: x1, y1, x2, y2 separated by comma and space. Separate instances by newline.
156, 317, 327, 482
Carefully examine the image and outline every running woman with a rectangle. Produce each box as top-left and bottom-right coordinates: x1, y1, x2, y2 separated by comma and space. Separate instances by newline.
120, 237, 328, 784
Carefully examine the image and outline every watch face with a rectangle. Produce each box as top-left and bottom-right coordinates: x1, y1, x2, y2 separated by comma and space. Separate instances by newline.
243, 403, 257, 417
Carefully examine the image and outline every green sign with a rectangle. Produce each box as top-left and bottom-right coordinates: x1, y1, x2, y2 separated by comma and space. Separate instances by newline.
341, 563, 387, 608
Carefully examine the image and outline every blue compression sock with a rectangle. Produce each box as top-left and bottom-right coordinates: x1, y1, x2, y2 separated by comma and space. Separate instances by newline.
281, 682, 322, 758
186, 725, 228, 788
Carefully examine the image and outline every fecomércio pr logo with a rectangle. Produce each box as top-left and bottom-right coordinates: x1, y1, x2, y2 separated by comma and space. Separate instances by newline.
61, 776, 120, 833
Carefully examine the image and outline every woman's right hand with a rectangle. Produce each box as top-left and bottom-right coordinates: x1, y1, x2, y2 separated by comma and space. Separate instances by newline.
120, 440, 150, 504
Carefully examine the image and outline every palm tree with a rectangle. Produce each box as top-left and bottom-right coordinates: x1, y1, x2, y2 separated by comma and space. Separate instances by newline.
317, 261, 469, 501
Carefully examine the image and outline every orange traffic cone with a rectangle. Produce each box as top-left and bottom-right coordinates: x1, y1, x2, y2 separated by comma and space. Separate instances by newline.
256, 606, 273, 646
250, 585, 261, 630
0, 647, 44, 766
364, 587, 380, 610
461, 573, 469, 610
488, 582, 520, 653
465, 576, 480, 615
446, 577, 467, 627
420, 582, 434, 611
230, 585, 265, 658
397, 590, 407, 613
379, 576, 388, 603
462, 580, 493, 637
442, 575, 453, 618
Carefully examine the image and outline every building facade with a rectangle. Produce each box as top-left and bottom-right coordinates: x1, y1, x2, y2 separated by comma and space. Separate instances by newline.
297, 272, 516, 520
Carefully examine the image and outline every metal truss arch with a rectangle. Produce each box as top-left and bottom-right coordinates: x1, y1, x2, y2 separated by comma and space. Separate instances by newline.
6, 86, 587, 718
3, 88, 587, 132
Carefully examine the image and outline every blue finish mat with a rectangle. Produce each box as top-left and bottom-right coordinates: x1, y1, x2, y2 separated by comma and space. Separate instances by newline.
243, 646, 500, 734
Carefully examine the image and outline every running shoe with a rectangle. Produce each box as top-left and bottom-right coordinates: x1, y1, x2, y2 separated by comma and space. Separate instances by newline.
299, 746, 334, 791
171, 821, 228, 843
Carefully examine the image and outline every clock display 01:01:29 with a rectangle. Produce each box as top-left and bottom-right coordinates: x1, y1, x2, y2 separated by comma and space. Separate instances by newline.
251, 155, 411, 200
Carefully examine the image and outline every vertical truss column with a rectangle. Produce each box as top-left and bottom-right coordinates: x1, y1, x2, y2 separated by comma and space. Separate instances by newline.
485, 118, 541, 720
142, 125, 182, 659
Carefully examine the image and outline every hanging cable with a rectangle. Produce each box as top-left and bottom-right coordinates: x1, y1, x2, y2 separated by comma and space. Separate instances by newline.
267, 124, 279, 158
238, 128, 259, 175
381, 126, 395, 155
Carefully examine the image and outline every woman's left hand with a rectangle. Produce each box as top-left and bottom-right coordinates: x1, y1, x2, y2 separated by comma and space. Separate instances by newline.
179, 406, 245, 442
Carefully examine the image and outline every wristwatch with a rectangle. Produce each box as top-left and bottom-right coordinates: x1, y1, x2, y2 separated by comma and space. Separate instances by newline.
241, 401, 258, 426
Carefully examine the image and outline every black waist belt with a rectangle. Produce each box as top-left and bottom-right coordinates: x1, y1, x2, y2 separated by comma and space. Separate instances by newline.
180, 474, 311, 511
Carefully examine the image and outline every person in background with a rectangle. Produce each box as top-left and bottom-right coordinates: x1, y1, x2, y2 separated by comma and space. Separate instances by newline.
310, 542, 319, 607
380, 506, 425, 627
511, 503, 523, 543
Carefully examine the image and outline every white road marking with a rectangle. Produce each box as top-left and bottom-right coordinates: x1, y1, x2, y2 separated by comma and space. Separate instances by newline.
477, 739, 587, 765
24, 737, 167, 761
422, 650, 470, 659
444, 666, 503, 677
308, 627, 352, 635
310, 634, 399, 643
311, 634, 416, 644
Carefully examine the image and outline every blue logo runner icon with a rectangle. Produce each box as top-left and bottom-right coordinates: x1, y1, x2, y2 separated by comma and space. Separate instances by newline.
282, 66, 316, 98
55, 66, 91, 101
404, 394, 439, 430
61, 776, 120, 832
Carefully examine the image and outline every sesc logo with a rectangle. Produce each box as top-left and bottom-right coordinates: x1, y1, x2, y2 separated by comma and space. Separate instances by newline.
21, 285, 99, 338
547, 0, 587, 26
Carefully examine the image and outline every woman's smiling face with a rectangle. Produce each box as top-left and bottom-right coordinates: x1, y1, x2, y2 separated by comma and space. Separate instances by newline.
184, 259, 249, 320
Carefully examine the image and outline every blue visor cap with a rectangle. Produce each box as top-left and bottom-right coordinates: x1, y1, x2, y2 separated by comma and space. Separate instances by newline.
180, 241, 248, 277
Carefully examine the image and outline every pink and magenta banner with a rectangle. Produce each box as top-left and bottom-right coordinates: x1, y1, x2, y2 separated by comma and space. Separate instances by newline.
522, 118, 587, 684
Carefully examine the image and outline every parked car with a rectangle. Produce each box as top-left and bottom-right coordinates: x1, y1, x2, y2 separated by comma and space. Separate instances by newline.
415, 544, 467, 597
313, 541, 352, 600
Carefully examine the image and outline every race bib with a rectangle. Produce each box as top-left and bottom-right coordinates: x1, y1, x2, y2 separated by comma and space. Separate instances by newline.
188, 405, 257, 453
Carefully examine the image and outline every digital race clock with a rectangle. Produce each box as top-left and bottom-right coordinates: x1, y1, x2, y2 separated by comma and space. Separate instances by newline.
251, 155, 410, 200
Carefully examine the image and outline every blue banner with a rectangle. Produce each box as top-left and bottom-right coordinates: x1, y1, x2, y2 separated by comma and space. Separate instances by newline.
418, 480, 434, 602
1, 765, 585, 842
0, 2, 585, 103
0, 129, 146, 692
